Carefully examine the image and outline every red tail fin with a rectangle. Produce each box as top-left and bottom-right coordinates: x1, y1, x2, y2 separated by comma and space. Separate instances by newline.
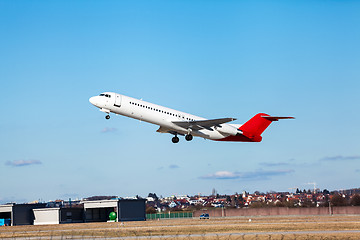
239, 113, 294, 142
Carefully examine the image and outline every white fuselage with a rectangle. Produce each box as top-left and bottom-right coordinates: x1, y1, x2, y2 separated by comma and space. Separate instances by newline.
89, 92, 240, 140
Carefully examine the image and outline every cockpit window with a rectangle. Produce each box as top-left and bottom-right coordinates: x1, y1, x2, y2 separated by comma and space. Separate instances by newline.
99, 93, 111, 98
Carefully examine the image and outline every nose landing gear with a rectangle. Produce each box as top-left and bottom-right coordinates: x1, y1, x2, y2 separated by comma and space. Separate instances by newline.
105, 115, 110, 120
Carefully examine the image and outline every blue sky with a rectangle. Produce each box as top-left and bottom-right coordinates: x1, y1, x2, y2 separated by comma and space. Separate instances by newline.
1, 0, 359, 203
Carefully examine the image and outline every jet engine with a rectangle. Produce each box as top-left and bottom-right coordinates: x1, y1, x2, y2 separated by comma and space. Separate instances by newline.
216, 125, 242, 136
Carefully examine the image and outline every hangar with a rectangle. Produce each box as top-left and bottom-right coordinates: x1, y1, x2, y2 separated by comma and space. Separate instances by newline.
33, 207, 84, 225
83, 198, 146, 222
0, 203, 46, 226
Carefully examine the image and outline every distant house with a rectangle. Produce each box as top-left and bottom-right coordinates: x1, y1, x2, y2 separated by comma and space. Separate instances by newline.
211, 203, 224, 208
189, 197, 205, 205
189, 199, 200, 205
168, 201, 178, 208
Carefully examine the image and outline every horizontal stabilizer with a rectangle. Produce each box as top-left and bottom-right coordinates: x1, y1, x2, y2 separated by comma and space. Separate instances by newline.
261, 116, 295, 121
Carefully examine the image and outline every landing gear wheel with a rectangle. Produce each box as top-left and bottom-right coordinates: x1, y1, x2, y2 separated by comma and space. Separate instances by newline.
185, 134, 193, 141
172, 136, 179, 143
105, 115, 110, 120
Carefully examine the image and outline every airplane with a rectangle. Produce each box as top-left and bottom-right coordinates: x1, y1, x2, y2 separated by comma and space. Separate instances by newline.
89, 92, 294, 143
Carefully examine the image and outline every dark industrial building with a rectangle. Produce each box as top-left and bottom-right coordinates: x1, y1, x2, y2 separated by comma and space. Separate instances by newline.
83, 198, 146, 222
0, 203, 46, 226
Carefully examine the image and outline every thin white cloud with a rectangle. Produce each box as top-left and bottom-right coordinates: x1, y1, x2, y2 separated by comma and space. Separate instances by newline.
203, 171, 239, 179
260, 162, 290, 167
201, 169, 294, 180
101, 127, 117, 133
260, 159, 296, 167
6, 160, 42, 167
169, 164, 179, 169
320, 155, 360, 161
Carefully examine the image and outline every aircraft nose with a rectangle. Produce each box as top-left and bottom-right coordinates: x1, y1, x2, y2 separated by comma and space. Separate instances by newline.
89, 96, 97, 106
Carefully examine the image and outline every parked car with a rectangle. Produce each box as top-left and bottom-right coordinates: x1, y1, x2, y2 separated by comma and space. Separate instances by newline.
199, 213, 209, 219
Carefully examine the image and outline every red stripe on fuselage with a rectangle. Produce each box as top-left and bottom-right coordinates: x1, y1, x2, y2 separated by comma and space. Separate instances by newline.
214, 134, 262, 142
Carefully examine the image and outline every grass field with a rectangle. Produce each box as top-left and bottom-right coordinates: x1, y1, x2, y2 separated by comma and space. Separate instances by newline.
1, 215, 360, 239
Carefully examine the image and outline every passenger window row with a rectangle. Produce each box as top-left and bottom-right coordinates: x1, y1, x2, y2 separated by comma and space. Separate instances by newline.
129, 101, 195, 121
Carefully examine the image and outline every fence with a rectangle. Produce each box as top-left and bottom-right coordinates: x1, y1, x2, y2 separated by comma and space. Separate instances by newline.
147, 206, 360, 220
146, 211, 193, 220
193, 206, 360, 217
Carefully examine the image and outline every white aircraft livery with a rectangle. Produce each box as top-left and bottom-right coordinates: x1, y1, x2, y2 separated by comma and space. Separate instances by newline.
89, 92, 294, 143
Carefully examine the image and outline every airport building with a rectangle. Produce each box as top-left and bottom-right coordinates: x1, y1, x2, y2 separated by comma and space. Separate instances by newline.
33, 207, 84, 225
0, 203, 46, 226
0, 198, 146, 226
83, 198, 146, 222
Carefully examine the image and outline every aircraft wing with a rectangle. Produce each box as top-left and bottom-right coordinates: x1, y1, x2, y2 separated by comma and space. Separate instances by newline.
172, 118, 236, 131
156, 126, 185, 136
